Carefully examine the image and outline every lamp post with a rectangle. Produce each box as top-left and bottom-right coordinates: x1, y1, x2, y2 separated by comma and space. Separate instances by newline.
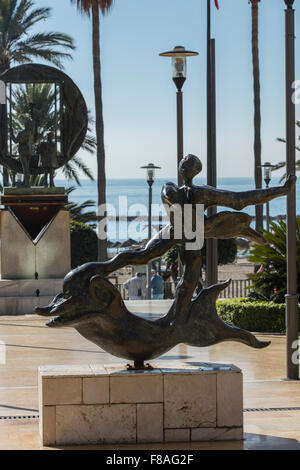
159, 46, 198, 186
258, 162, 276, 232
284, 0, 299, 380
141, 163, 162, 300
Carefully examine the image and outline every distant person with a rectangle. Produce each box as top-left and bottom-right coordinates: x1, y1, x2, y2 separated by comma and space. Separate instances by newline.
140, 273, 147, 300
151, 271, 164, 300
124, 273, 144, 300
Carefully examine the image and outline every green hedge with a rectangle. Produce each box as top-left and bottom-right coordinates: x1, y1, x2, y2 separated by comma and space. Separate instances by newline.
70, 220, 98, 269
216, 299, 300, 333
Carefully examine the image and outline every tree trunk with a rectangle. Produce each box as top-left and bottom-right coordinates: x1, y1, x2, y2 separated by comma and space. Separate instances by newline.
251, 1, 263, 232
0, 61, 10, 187
92, 0, 107, 261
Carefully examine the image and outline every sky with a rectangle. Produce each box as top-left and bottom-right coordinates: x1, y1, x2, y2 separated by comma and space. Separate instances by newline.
29, 0, 300, 180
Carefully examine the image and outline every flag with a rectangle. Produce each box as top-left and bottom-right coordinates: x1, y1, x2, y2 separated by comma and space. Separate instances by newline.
214, 0, 219, 9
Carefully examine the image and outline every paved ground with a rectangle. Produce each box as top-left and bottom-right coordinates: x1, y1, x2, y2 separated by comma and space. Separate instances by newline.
0, 305, 299, 450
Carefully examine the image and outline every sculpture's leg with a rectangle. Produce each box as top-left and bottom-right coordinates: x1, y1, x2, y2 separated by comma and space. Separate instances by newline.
50, 170, 55, 187
170, 246, 202, 325
21, 155, 30, 187
204, 211, 266, 245
44, 172, 48, 187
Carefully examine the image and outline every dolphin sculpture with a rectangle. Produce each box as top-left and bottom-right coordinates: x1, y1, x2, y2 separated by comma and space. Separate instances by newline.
36, 155, 295, 369
36, 266, 269, 368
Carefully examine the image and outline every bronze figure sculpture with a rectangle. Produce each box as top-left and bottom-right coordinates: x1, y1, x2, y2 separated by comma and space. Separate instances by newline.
36, 155, 296, 369
37, 132, 58, 187
10, 119, 35, 187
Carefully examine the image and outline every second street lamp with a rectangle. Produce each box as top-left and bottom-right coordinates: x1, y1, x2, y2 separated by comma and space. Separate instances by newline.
159, 46, 199, 186
258, 162, 276, 232
141, 163, 162, 300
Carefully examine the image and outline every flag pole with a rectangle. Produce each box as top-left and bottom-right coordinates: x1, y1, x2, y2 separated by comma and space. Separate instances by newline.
206, 0, 218, 286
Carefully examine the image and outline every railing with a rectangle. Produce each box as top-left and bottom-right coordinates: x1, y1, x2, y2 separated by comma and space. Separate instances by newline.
113, 279, 252, 301
218, 279, 253, 299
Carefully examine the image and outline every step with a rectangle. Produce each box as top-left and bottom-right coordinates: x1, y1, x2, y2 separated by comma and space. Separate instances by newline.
0, 279, 63, 297
0, 296, 54, 316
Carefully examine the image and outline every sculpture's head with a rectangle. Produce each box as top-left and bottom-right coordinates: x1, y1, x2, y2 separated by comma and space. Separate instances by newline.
25, 119, 34, 132
47, 132, 54, 142
35, 266, 124, 327
179, 154, 202, 185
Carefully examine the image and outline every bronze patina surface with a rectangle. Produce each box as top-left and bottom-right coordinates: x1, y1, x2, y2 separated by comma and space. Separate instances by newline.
36, 155, 296, 368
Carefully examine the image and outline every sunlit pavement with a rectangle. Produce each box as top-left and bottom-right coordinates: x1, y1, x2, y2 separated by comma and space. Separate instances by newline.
0, 303, 299, 450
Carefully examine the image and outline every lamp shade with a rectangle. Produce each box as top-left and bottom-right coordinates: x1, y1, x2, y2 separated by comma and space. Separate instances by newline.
159, 46, 198, 80
141, 163, 162, 183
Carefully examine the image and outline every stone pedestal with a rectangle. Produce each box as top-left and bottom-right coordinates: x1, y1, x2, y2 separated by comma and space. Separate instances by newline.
0, 279, 63, 315
39, 363, 243, 446
0, 187, 70, 280
0, 187, 70, 315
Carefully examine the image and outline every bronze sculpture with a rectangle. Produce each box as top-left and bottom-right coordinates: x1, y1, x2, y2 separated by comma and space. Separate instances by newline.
37, 132, 58, 187
36, 155, 296, 369
10, 119, 35, 187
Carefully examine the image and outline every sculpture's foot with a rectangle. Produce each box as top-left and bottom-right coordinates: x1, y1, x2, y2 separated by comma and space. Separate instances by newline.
126, 361, 154, 371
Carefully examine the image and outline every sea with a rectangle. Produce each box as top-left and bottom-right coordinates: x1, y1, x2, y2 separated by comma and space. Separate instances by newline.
58, 177, 300, 242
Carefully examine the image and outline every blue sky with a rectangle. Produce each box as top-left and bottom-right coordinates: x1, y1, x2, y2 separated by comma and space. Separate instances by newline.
30, 0, 300, 180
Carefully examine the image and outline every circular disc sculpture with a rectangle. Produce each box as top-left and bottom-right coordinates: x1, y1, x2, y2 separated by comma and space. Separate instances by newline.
0, 64, 88, 182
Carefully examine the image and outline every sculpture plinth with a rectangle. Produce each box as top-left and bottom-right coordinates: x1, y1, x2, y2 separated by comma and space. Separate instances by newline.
0, 187, 70, 315
39, 363, 243, 446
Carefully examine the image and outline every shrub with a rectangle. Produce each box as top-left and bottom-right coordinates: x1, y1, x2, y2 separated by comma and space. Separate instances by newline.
248, 220, 300, 303
70, 220, 98, 269
164, 238, 237, 267
217, 299, 300, 333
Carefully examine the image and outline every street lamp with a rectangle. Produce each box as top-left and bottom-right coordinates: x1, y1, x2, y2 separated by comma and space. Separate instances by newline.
258, 162, 276, 232
141, 163, 162, 300
159, 46, 198, 186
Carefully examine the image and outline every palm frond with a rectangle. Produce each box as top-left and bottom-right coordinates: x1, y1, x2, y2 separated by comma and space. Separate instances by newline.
71, 0, 114, 15
0, 1, 75, 71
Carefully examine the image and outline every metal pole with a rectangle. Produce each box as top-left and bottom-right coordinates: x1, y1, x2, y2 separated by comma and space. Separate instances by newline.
206, 34, 218, 286
177, 90, 184, 187
266, 180, 270, 232
173, 79, 185, 276
158, 213, 162, 273
147, 181, 153, 300
285, 2, 299, 380
266, 200, 270, 232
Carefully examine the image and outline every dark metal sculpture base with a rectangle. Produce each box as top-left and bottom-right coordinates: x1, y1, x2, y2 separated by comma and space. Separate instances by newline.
126, 362, 154, 371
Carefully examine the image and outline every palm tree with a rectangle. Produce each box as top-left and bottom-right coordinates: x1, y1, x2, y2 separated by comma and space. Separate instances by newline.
273, 121, 300, 181
0, 0, 75, 185
0, 0, 74, 74
66, 186, 97, 227
250, 0, 263, 233
71, 0, 114, 261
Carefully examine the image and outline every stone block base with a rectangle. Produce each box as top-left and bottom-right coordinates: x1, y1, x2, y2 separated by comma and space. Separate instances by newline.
0, 279, 63, 315
39, 363, 243, 446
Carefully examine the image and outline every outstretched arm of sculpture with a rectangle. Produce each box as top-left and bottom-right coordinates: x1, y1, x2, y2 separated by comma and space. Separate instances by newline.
192, 175, 296, 210
90, 225, 177, 278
